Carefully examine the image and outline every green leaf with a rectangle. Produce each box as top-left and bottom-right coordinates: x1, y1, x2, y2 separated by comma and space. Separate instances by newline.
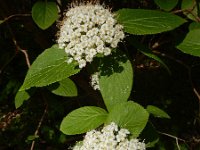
181, 0, 193, 9
106, 101, 149, 138
60, 106, 108, 135
140, 122, 159, 148
32, 1, 58, 30
48, 78, 78, 97
177, 29, 200, 57
15, 90, 30, 108
189, 22, 200, 31
146, 105, 170, 119
0, 20, 4, 24
138, 49, 170, 74
99, 50, 133, 111
154, 0, 178, 11
116, 9, 186, 35
26, 135, 39, 141
20, 45, 80, 91
128, 37, 170, 74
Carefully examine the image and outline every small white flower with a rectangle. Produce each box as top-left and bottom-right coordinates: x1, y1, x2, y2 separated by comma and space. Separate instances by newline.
103, 47, 111, 56
78, 59, 86, 68
66, 57, 73, 64
85, 55, 93, 62
90, 72, 100, 90
97, 45, 104, 53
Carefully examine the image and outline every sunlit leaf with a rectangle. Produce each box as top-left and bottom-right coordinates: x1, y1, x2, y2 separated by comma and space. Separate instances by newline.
20, 45, 80, 91
60, 106, 108, 135
99, 50, 133, 111
177, 29, 200, 57
48, 78, 78, 97
117, 9, 186, 35
106, 101, 149, 138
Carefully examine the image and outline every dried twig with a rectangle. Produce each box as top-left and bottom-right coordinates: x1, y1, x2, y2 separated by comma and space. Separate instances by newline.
30, 104, 48, 150
12, 37, 31, 68
158, 131, 186, 150
172, 1, 200, 22
0, 14, 31, 24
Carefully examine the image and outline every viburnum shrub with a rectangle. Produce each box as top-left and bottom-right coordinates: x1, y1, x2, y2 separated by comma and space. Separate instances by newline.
14, 0, 198, 149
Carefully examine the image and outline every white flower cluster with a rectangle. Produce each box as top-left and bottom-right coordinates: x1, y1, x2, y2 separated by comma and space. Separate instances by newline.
57, 4, 125, 68
90, 72, 100, 90
72, 122, 146, 150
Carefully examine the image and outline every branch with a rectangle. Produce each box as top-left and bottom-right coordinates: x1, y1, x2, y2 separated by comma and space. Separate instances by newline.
12, 37, 31, 68
0, 14, 31, 25
172, 1, 200, 22
30, 103, 48, 150
158, 131, 186, 150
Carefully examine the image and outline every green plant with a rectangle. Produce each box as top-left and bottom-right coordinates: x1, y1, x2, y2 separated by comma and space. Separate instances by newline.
1, 0, 200, 149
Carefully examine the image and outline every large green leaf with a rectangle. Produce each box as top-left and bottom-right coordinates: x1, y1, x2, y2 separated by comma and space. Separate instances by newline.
60, 106, 108, 135
177, 29, 200, 57
106, 101, 149, 138
146, 105, 170, 119
99, 50, 133, 111
15, 90, 30, 109
48, 78, 78, 97
32, 1, 58, 30
154, 0, 178, 11
116, 9, 186, 35
20, 45, 80, 91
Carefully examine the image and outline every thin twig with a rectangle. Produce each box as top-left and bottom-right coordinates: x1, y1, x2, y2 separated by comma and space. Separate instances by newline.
0, 14, 31, 24
172, 1, 200, 22
30, 104, 48, 150
20, 49, 31, 68
158, 131, 186, 150
12, 37, 31, 68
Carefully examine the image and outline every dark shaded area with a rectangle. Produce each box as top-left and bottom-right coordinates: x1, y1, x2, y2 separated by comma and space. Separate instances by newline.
0, 0, 200, 149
